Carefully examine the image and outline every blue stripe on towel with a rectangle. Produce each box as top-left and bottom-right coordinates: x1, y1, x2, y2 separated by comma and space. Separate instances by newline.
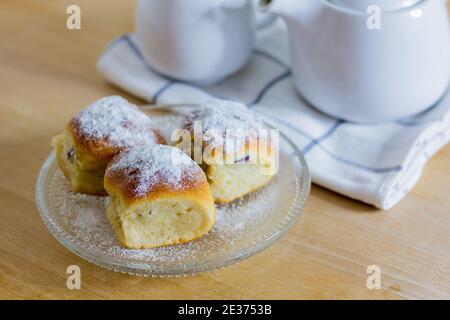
302, 120, 344, 155
317, 146, 403, 173
123, 35, 150, 69
153, 81, 175, 103
253, 49, 290, 69
396, 118, 440, 127
256, 108, 315, 141
122, 35, 216, 102
395, 95, 448, 126
106, 34, 128, 52
249, 70, 292, 106
257, 109, 402, 173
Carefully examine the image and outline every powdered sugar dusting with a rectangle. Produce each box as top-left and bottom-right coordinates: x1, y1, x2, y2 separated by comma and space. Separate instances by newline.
40, 110, 306, 275
72, 96, 160, 149
106, 145, 203, 197
184, 99, 265, 153
151, 114, 185, 143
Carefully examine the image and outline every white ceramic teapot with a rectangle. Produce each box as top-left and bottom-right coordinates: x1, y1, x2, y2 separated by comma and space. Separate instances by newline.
261, 0, 450, 123
136, 0, 274, 86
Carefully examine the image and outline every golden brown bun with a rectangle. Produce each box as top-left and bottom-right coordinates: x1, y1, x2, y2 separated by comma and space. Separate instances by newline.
52, 96, 165, 195
68, 114, 164, 165
104, 144, 216, 249
52, 132, 108, 196
104, 146, 208, 203
205, 141, 276, 203
182, 99, 277, 203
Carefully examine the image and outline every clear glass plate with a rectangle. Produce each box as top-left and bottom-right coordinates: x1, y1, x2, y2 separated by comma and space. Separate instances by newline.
35, 105, 311, 277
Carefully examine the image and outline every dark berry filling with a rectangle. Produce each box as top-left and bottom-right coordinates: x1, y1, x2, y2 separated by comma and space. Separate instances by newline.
67, 148, 75, 163
235, 155, 250, 164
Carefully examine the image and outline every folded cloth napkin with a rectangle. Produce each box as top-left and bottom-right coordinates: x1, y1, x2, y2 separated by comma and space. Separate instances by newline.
97, 20, 450, 209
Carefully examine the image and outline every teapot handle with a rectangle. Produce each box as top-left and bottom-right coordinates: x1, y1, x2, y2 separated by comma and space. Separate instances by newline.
253, 0, 276, 30
218, 0, 276, 30
255, 10, 276, 30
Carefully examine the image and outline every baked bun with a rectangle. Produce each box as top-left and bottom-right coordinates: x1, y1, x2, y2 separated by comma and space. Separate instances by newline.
51, 96, 164, 195
104, 144, 215, 249
182, 99, 276, 203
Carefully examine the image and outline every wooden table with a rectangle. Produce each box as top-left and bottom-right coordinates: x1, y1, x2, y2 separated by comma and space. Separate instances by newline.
1, 0, 449, 300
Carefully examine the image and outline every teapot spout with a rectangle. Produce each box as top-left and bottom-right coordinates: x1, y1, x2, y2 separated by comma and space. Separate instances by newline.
259, 0, 323, 27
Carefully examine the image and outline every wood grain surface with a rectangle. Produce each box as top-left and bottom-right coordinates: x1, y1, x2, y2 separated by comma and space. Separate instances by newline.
0, 0, 449, 300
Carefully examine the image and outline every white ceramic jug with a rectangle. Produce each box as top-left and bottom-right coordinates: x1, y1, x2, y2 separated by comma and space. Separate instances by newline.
261, 0, 450, 123
136, 0, 274, 86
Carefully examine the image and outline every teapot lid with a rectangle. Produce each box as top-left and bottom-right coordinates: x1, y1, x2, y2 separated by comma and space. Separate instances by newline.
329, 0, 422, 12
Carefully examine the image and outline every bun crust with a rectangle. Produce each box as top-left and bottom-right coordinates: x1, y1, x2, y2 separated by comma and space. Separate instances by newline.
104, 145, 210, 203
68, 117, 164, 165
68, 96, 164, 163
52, 96, 164, 195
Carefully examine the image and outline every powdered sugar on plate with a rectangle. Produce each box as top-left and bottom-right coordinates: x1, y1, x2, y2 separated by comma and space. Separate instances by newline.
50, 156, 290, 262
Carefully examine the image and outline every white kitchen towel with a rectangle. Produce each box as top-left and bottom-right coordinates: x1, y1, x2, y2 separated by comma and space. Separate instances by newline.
97, 20, 450, 209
